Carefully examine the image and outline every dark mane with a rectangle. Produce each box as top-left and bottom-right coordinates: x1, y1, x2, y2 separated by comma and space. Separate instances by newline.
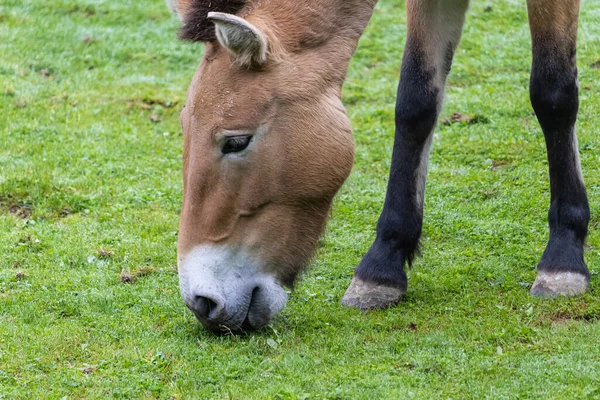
179, 0, 247, 42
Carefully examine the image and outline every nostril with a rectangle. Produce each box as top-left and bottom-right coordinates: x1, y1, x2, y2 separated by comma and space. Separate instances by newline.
193, 295, 218, 319
248, 286, 263, 310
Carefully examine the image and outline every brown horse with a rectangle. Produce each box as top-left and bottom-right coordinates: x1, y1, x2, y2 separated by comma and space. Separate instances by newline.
169, 0, 591, 332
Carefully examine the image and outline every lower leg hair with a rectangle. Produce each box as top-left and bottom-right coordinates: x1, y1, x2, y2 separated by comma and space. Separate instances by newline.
348, 0, 469, 296
361, 43, 441, 285
344, 0, 589, 305
527, 0, 590, 295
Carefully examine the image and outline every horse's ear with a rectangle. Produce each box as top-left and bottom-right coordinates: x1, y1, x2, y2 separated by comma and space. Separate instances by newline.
207, 12, 268, 67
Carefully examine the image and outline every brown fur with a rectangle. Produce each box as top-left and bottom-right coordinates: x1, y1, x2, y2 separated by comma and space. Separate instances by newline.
527, 0, 579, 61
405, 0, 469, 87
176, 0, 377, 285
173, 0, 588, 307
527, 0, 580, 41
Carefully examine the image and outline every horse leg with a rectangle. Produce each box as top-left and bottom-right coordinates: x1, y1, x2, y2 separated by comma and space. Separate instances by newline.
343, 0, 470, 309
527, 0, 590, 296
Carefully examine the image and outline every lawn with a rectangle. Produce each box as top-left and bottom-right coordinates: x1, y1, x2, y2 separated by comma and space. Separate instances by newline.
1, 0, 600, 398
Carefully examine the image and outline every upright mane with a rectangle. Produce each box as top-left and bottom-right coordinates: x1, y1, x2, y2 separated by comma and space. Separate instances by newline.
179, 0, 247, 42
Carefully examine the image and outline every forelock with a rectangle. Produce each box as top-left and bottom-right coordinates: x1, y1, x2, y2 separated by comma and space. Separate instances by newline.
179, 0, 247, 42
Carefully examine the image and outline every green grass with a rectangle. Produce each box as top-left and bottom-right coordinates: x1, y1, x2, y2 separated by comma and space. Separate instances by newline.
1, 0, 600, 398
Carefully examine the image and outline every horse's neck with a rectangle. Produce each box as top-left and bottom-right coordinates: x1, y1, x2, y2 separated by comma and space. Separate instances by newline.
253, 0, 378, 52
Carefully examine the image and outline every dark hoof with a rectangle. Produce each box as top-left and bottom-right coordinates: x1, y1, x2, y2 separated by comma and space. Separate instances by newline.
341, 276, 405, 310
530, 271, 589, 297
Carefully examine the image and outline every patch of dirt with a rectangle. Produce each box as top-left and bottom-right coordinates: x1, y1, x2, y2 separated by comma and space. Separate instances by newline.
15, 271, 25, 280
550, 312, 599, 324
590, 60, 600, 69
6, 203, 32, 219
395, 361, 416, 371
81, 366, 95, 374
67, 5, 97, 17
59, 208, 72, 217
127, 97, 179, 111
119, 266, 160, 284
97, 248, 114, 259
446, 112, 471, 124
135, 266, 157, 277
480, 189, 498, 200
141, 97, 178, 108
119, 270, 136, 283
491, 159, 511, 171
442, 112, 490, 126
40, 69, 54, 80
537, 310, 600, 326
81, 36, 96, 44
149, 114, 161, 123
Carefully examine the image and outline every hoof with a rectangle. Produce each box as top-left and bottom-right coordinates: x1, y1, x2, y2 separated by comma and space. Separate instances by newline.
341, 276, 405, 310
530, 271, 589, 297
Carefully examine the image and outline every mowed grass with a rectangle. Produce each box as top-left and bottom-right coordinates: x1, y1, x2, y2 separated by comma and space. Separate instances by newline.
1, 0, 600, 398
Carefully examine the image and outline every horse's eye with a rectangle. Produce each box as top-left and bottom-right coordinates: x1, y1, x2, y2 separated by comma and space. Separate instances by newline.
222, 136, 252, 154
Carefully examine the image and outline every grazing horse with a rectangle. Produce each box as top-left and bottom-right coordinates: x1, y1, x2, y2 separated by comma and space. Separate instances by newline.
168, 0, 591, 332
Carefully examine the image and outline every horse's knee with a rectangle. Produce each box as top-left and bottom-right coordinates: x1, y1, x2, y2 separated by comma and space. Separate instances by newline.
529, 57, 578, 132
395, 84, 439, 142
395, 51, 441, 144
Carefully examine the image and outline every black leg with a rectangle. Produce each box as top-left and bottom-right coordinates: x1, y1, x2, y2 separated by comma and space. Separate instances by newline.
343, 0, 470, 309
527, 0, 590, 296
